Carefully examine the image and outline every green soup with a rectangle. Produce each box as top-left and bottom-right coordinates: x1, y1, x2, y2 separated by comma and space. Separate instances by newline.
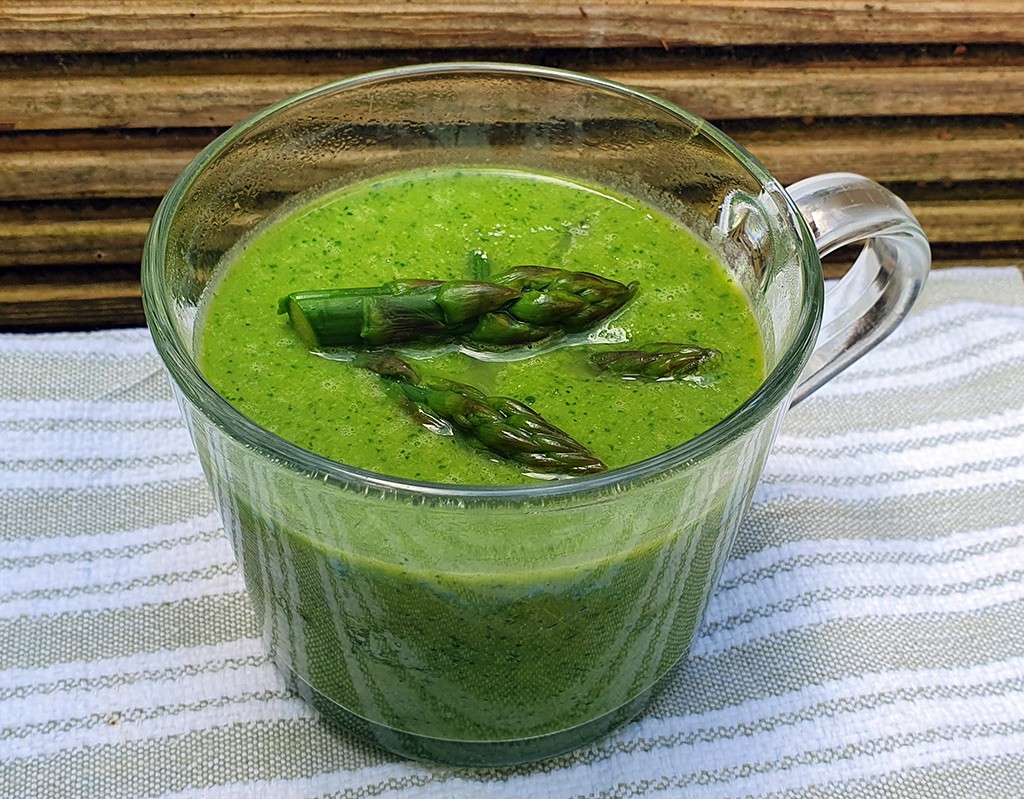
199, 167, 762, 485
196, 167, 765, 762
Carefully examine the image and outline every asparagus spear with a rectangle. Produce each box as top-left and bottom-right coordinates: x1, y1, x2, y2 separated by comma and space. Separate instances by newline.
589, 343, 722, 381
493, 266, 638, 333
279, 267, 638, 350
354, 352, 607, 476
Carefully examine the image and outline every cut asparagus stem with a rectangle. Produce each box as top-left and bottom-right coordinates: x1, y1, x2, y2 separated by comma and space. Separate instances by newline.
279, 267, 638, 350
589, 343, 722, 381
354, 352, 607, 476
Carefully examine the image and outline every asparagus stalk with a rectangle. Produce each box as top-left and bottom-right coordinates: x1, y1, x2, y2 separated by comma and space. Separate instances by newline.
279, 267, 638, 350
354, 352, 607, 476
589, 342, 722, 381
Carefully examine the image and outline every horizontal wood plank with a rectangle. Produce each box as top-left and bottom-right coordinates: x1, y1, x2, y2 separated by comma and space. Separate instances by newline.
2, 1, 1024, 54
4, 54, 1024, 131
0, 140, 200, 201
0, 262, 143, 329
0, 289, 143, 330
738, 121, 1024, 185
4, 60, 1020, 230
3, 121, 1022, 201
911, 199, 1024, 245
0, 217, 152, 267
1, 276, 140, 304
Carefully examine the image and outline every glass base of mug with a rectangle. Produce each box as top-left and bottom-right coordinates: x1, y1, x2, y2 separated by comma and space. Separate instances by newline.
275, 657, 656, 767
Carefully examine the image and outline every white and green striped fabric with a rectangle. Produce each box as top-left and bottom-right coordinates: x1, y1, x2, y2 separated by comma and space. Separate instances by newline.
3, 266, 1024, 798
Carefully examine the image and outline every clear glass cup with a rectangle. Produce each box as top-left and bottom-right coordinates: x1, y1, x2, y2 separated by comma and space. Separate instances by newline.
141, 63, 930, 766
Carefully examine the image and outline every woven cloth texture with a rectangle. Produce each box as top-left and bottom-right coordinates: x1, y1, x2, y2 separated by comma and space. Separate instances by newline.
2, 266, 1023, 798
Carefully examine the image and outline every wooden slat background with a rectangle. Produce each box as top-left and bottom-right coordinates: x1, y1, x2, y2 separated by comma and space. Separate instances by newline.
1, 2, 1023, 330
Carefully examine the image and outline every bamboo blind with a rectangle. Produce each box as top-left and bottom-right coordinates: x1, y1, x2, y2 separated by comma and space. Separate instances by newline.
2, 1, 1023, 330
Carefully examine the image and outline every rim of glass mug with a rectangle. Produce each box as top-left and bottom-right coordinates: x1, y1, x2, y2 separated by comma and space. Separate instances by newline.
141, 61, 924, 501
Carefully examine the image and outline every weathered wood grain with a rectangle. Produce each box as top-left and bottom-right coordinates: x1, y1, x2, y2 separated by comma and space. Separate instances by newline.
0, 216, 152, 267
911, 199, 1024, 245
0, 283, 143, 330
733, 121, 1024, 185
4, 54, 1024, 132
3, 122, 1022, 201
2, 1, 1023, 54
0, 137, 202, 201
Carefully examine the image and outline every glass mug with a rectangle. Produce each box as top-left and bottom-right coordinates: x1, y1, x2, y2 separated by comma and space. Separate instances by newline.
142, 63, 930, 766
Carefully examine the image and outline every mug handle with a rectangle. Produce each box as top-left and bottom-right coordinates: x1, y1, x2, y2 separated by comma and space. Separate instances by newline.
785, 172, 932, 405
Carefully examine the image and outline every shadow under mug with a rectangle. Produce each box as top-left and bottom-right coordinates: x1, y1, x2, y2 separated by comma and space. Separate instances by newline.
142, 63, 931, 766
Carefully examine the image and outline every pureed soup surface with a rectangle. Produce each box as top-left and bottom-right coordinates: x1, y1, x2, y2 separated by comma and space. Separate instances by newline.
198, 167, 764, 484
195, 166, 767, 752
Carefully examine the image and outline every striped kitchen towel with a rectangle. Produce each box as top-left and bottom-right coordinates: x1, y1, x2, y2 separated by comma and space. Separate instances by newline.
2, 266, 1023, 798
